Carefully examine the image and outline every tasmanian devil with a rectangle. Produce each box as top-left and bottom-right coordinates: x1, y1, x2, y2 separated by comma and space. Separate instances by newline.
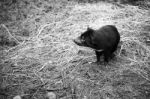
73, 25, 120, 63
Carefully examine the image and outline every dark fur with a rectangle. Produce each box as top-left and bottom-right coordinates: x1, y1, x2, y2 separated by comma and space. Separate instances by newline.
74, 25, 120, 63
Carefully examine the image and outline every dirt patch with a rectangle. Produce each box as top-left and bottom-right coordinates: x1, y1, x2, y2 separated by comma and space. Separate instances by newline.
0, 0, 150, 99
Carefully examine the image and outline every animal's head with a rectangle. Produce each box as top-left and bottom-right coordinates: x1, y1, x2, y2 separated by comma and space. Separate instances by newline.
73, 27, 96, 48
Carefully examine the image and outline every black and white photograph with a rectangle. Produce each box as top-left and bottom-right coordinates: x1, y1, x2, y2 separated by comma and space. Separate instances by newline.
0, 0, 150, 99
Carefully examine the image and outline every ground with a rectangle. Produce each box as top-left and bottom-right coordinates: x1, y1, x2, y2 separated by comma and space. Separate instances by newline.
0, 0, 150, 99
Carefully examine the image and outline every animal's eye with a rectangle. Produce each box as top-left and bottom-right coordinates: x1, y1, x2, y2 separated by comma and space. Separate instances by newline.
81, 36, 85, 41
81, 35, 85, 39
81, 36, 84, 39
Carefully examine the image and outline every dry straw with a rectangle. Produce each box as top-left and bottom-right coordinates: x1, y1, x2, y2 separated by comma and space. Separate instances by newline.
1, 0, 150, 99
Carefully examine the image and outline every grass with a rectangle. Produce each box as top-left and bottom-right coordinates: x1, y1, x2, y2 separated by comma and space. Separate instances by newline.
0, 0, 150, 99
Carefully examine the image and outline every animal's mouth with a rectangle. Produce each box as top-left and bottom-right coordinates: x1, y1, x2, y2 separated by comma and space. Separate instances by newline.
73, 39, 103, 52
73, 39, 83, 46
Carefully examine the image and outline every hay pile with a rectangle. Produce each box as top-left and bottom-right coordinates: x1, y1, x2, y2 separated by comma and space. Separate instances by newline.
0, 0, 150, 99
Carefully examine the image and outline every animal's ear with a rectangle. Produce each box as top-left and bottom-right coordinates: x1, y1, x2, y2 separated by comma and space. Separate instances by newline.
87, 26, 94, 36
87, 26, 91, 30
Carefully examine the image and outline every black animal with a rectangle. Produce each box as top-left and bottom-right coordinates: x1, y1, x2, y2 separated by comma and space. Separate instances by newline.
73, 25, 120, 63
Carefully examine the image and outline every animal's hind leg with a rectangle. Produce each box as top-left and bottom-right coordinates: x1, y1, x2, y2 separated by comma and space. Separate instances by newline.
110, 53, 115, 59
95, 51, 103, 62
111, 44, 117, 53
104, 50, 111, 63
110, 45, 118, 59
